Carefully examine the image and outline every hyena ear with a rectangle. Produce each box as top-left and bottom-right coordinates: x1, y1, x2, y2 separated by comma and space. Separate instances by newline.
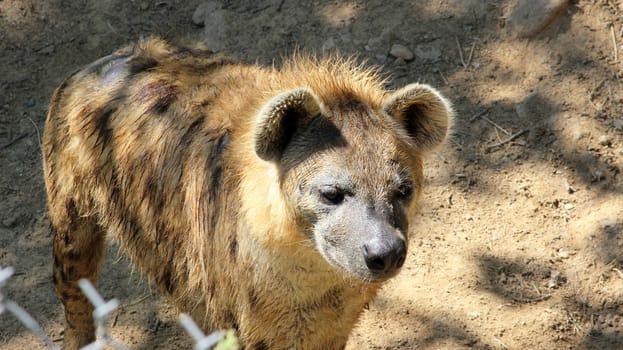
254, 88, 321, 161
383, 83, 453, 152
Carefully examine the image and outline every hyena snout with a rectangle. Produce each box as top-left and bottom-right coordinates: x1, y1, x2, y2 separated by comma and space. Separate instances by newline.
362, 234, 406, 275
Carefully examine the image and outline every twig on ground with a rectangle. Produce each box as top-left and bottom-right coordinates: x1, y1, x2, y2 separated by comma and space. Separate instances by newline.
485, 129, 528, 152
470, 111, 511, 136
455, 37, 467, 68
610, 23, 618, 63
0, 133, 28, 151
469, 110, 489, 122
436, 68, 449, 85
26, 116, 42, 152
465, 41, 476, 69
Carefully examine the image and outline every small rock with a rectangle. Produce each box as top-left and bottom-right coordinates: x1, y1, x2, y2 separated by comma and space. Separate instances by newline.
557, 248, 570, 259
547, 270, 565, 288
366, 28, 396, 53
392, 57, 406, 67
599, 135, 612, 147
564, 203, 574, 210
414, 42, 442, 63
389, 44, 414, 61
613, 119, 623, 131
468, 311, 481, 320
139, 1, 149, 10
563, 178, 575, 194
592, 170, 605, 182
505, 0, 569, 38
572, 130, 589, 141
23, 99, 35, 108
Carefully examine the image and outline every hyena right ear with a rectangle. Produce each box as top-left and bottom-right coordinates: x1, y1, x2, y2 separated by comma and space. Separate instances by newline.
254, 88, 321, 161
383, 83, 453, 152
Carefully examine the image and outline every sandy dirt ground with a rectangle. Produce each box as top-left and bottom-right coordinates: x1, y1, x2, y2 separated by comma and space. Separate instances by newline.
1, 0, 622, 349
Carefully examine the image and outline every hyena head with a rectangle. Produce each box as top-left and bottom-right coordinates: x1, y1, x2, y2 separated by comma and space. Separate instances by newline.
254, 83, 452, 282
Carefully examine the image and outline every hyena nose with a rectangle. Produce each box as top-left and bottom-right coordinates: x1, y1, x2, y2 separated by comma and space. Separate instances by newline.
362, 236, 406, 274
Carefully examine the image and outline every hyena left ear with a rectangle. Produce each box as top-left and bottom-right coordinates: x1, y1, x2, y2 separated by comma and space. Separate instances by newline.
254, 88, 321, 161
383, 83, 453, 152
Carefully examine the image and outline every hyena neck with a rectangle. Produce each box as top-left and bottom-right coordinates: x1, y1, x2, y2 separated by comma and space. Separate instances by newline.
237, 160, 353, 297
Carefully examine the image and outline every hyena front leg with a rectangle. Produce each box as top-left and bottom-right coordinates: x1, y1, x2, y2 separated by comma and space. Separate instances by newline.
52, 200, 106, 350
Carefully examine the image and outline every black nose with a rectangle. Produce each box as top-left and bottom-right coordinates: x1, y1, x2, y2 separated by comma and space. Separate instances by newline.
362, 236, 406, 274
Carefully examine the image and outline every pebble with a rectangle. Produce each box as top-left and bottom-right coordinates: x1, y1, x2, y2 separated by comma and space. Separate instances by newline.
505, 0, 569, 38
414, 42, 442, 63
563, 178, 575, 194
389, 44, 414, 61
468, 311, 481, 320
564, 203, 574, 210
613, 119, 623, 131
547, 270, 565, 288
599, 134, 612, 147
557, 248, 570, 259
366, 28, 396, 53
23, 99, 35, 108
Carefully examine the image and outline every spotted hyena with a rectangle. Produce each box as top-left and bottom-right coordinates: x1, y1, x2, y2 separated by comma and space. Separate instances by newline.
43, 38, 452, 350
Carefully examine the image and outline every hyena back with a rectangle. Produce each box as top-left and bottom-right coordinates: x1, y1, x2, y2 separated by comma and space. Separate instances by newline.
44, 38, 452, 349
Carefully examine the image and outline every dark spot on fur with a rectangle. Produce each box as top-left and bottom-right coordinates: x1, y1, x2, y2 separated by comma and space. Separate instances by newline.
63, 233, 72, 246
253, 340, 269, 350
229, 235, 238, 262
92, 107, 115, 155
109, 168, 120, 203
179, 119, 203, 149
208, 282, 216, 299
160, 265, 174, 295
58, 267, 68, 283
209, 133, 229, 198
128, 216, 140, 240
67, 251, 80, 261
248, 288, 258, 309
61, 290, 81, 302
52, 271, 58, 285
133, 80, 177, 114
151, 84, 177, 114
224, 310, 239, 332
128, 56, 158, 75
174, 46, 215, 58
66, 265, 78, 281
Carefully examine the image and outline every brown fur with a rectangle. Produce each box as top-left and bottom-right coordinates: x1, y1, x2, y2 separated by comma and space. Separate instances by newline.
44, 38, 452, 349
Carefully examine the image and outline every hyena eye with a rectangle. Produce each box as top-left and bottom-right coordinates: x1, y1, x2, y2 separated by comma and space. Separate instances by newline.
395, 183, 413, 201
319, 186, 345, 205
